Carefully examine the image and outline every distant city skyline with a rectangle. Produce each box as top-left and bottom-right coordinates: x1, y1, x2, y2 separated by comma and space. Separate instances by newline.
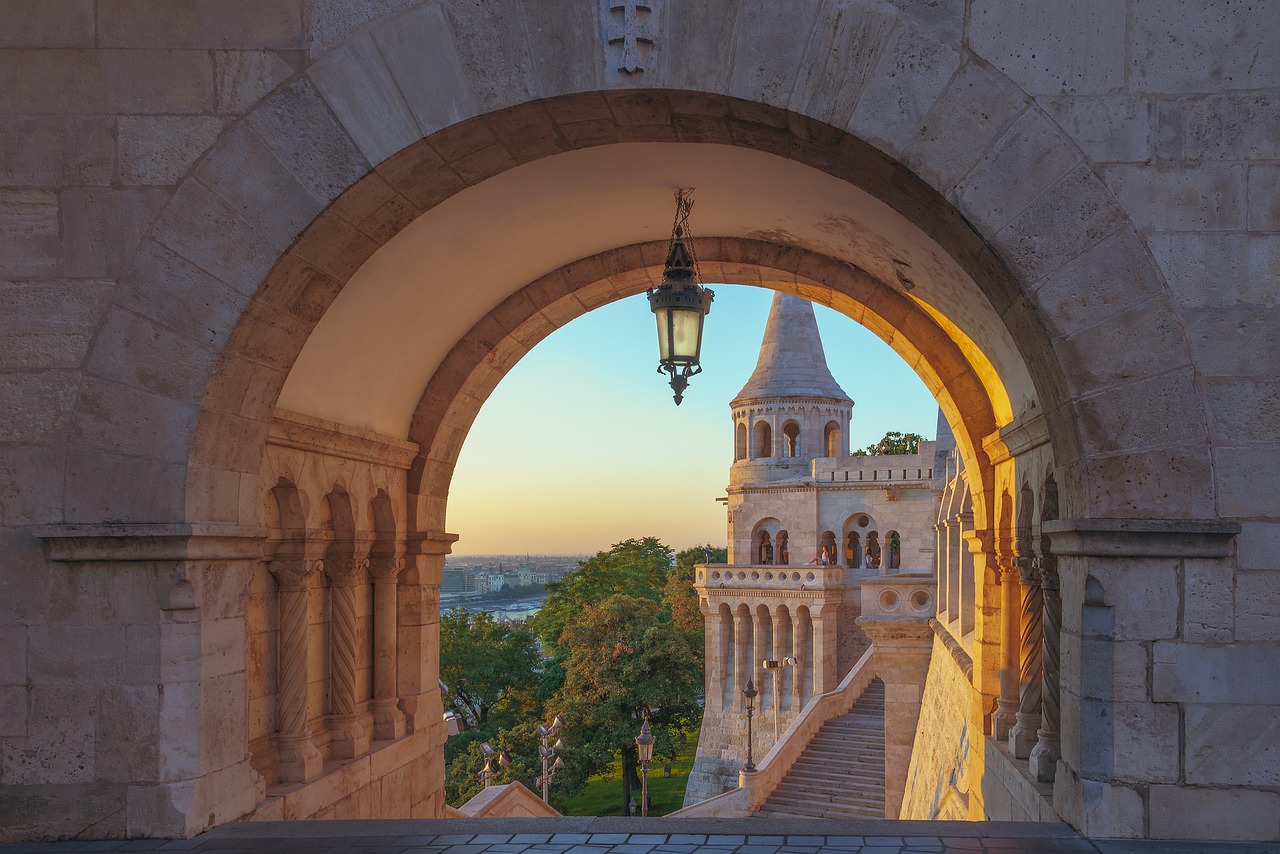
446, 285, 940, 556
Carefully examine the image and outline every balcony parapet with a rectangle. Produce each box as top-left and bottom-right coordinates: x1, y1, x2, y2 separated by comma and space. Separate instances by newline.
858, 572, 937, 621
694, 563, 846, 607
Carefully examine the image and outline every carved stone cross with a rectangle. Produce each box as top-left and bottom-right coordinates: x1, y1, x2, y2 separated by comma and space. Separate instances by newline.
607, 1, 654, 74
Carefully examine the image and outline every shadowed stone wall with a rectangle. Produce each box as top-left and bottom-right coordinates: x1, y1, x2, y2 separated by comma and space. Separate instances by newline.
0, 0, 1276, 841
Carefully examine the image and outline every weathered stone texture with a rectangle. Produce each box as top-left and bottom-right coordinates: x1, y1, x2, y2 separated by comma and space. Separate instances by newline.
214, 51, 296, 114
0, 116, 115, 186
954, 110, 1081, 236
60, 188, 170, 277
97, 0, 304, 49
725, 0, 817, 108
0, 279, 113, 370
1040, 96, 1152, 164
441, 0, 536, 113
0, 371, 79, 445
1215, 447, 1280, 519
1149, 785, 1280, 841
1148, 233, 1280, 310
0, 190, 60, 276
309, 34, 423, 165
968, 0, 1125, 95
373, 4, 478, 137
1185, 93, 1280, 161
848, 19, 960, 157
1153, 642, 1280, 705
118, 116, 226, 186
788, 0, 896, 130
1104, 163, 1245, 232
0, 0, 96, 48
1248, 165, 1280, 232
0, 50, 215, 115
903, 62, 1027, 193
1129, 1, 1280, 92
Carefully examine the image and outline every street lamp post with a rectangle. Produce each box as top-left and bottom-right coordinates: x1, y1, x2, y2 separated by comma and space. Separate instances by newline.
635, 711, 656, 817
536, 714, 566, 803
742, 679, 758, 772
478, 741, 512, 788
762, 657, 797, 742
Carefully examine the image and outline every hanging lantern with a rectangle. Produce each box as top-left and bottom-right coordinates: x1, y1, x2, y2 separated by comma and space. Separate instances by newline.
648, 189, 713, 405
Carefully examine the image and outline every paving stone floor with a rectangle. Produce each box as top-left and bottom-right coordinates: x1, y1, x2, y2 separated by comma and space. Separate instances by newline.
2, 819, 1277, 854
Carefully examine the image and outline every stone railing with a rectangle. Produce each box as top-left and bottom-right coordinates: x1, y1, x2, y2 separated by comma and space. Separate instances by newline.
695, 564, 843, 591
859, 573, 937, 620
740, 647, 878, 811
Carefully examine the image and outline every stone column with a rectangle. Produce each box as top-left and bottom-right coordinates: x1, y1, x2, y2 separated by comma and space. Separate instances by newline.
794, 607, 811, 707
269, 557, 323, 783
773, 609, 788, 711
1009, 553, 1043, 758
994, 561, 1021, 740
733, 607, 752, 706
1030, 553, 1062, 782
752, 606, 769, 709
370, 554, 407, 741
858, 616, 933, 820
812, 602, 840, 694
326, 556, 371, 759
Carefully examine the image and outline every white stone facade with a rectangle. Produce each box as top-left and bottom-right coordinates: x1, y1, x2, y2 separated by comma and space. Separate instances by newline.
0, 0, 1277, 841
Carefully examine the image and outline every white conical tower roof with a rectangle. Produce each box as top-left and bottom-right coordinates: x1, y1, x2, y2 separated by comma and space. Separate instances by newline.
732, 292, 852, 405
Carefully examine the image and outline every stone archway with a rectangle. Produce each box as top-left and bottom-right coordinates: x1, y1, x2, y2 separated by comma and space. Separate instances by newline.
8, 0, 1264, 842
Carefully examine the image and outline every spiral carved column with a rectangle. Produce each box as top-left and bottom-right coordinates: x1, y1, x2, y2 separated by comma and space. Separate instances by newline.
370, 554, 407, 741
269, 557, 323, 783
1030, 553, 1062, 781
326, 556, 371, 759
995, 560, 1021, 740
1009, 555, 1043, 759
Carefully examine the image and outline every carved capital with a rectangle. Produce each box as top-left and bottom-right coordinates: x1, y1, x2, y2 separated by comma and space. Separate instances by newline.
269, 558, 321, 589
325, 556, 369, 584
1014, 555, 1039, 587
1034, 554, 1060, 591
369, 555, 406, 583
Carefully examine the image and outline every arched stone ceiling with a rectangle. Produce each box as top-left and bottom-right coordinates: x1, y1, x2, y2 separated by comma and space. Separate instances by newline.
279, 142, 1030, 439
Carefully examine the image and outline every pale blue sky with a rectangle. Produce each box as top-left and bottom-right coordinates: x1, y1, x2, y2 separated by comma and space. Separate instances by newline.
447, 285, 939, 555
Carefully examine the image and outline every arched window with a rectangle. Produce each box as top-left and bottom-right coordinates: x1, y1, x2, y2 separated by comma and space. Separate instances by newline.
820, 531, 837, 565
777, 530, 789, 565
865, 531, 881, 570
757, 531, 774, 565
782, 421, 800, 457
823, 420, 841, 456
846, 531, 861, 568
755, 421, 773, 457
888, 531, 901, 570
735, 422, 747, 461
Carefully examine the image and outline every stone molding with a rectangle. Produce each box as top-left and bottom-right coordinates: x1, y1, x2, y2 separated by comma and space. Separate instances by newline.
984, 409, 1051, 467
270, 408, 420, 470
929, 617, 974, 680
1042, 518, 1240, 558
35, 523, 269, 562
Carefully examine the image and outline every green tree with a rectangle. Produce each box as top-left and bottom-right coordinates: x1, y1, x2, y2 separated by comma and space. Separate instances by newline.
554, 594, 703, 816
665, 544, 726, 640
533, 537, 674, 656
851, 430, 925, 456
439, 607, 541, 731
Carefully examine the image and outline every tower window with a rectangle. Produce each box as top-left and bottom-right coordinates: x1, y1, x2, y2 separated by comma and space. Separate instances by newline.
782, 421, 800, 457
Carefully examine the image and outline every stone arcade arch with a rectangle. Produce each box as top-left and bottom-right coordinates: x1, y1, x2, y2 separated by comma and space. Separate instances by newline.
7, 0, 1265, 842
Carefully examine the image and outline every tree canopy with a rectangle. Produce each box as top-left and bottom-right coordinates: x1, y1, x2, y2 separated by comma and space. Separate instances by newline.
851, 430, 926, 456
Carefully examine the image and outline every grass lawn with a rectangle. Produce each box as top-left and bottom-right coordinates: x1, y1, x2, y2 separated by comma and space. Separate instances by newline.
564, 729, 699, 816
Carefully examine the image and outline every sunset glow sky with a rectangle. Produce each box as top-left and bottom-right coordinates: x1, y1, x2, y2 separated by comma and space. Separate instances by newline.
446, 285, 939, 555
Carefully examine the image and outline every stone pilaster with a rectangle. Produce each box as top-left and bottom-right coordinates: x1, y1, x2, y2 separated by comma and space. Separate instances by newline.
733, 608, 752, 706
1029, 552, 1062, 782
370, 554, 407, 741
1009, 553, 1043, 759
858, 615, 934, 820
752, 607, 768, 708
268, 556, 324, 783
794, 606, 811, 707
995, 559, 1021, 740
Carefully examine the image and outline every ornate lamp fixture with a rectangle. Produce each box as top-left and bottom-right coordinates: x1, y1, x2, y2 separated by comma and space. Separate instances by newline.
742, 678, 758, 772
648, 189, 714, 405
478, 741, 512, 788
635, 710, 656, 817
535, 714, 566, 803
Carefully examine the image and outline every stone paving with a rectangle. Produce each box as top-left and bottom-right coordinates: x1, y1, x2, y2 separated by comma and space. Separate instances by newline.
2, 819, 1277, 854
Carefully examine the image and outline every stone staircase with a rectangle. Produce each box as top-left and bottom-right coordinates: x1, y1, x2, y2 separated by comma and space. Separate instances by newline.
753, 677, 886, 820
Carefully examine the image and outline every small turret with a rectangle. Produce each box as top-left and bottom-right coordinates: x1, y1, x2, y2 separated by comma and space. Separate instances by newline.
729, 293, 853, 485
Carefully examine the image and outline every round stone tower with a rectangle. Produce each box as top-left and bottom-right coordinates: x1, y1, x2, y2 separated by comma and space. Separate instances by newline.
729, 292, 854, 487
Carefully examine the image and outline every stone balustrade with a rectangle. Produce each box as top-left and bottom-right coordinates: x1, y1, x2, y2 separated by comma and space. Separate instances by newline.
696, 564, 844, 591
